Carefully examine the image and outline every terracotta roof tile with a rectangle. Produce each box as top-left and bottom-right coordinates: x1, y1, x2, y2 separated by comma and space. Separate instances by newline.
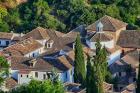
0, 32, 13, 39
55, 31, 65, 37
117, 30, 140, 48
4, 37, 43, 56
90, 32, 113, 42
103, 82, 113, 92
10, 56, 61, 72
22, 27, 50, 40
122, 50, 139, 68
19, 70, 31, 74
87, 15, 127, 32
57, 55, 73, 69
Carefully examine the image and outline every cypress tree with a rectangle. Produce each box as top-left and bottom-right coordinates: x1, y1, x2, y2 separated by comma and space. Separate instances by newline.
74, 34, 86, 87
86, 41, 110, 93
86, 55, 98, 93
136, 56, 140, 93
95, 41, 112, 82
86, 54, 104, 93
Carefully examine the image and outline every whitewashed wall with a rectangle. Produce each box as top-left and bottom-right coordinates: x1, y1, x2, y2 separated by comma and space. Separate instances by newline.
31, 71, 47, 80
87, 40, 114, 49
18, 74, 31, 84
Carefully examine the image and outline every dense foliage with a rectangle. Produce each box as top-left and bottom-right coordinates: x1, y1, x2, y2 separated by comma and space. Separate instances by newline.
0, 56, 9, 85
74, 34, 86, 87
0, 0, 140, 33
86, 41, 112, 93
8, 79, 65, 93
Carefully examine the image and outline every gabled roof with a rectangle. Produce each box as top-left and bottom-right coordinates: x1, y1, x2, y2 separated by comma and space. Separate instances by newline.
55, 31, 65, 37
4, 37, 43, 56
10, 56, 61, 72
90, 32, 113, 42
87, 15, 127, 32
117, 30, 140, 48
0, 32, 13, 40
23, 27, 65, 41
44, 55, 73, 71
57, 55, 73, 69
122, 50, 139, 68
22, 27, 50, 40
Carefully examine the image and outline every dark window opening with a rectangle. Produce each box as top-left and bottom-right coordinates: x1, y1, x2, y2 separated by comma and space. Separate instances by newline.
32, 53, 35, 57
43, 74, 46, 79
6, 41, 9, 45
47, 73, 51, 79
118, 72, 121, 76
35, 72, 38, 77
133, 78, 136, 81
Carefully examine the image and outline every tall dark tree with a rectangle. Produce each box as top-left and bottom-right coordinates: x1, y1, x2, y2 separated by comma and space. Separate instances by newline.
86, 41, 111, 93
136, 55, 140, 93
74, 34, 86, 87
86, 55, 98, 93
86, 53, 104, 93
95, 41, 108, 81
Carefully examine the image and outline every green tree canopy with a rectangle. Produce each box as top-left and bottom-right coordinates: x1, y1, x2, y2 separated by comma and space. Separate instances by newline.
9, 79, 65, 93
0, 56, 9, 85
74, 34, 86, 87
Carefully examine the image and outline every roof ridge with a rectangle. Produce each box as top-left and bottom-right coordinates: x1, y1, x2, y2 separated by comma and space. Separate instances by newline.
106, 16, 117, 31
87, 15, 112, 30
38, 28, 46, 39
24, 27, 46, 38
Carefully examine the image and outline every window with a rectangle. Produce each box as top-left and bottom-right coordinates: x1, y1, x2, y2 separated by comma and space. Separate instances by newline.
118, 72, 121, 77
47, 73, 51, 79
6, 41, 9, 45
47, 41, 54, 48
48, 43, 51, 48
35, 72, 38, 78
120, 87, 123, 90
43, 74, 46, 79
133, 78, 136, 81
32, 53, 35, 57
21, 75, 22, 77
